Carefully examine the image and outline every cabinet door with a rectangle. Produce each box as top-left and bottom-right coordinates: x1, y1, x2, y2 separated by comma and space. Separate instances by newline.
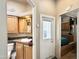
61, 22, 70, 31
19, 18, 27, 33
26, 17, 32, 34
19, 17, 32, 34
7, 16, 18, 33
24, 45, 32, 59
16, 43, 24, 59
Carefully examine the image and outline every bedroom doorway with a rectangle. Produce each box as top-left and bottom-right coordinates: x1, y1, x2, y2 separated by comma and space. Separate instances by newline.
61, 9, 78, 59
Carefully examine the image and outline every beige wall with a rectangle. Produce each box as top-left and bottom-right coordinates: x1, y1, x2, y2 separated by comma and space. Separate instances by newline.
56, 0, 79, 59
39, 0, 55, 16
0, 0, 7, 59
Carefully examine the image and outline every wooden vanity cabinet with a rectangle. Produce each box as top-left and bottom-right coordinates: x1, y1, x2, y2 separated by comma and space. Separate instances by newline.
16, 42, 32, 59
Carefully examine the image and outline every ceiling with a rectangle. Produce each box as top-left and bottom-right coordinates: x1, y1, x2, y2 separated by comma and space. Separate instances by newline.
8, 0, 28, 4
62, 8, 79, 18
7, 0, 32, 16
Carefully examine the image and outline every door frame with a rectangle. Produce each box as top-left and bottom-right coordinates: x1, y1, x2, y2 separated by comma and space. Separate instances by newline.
56, 8, 79, 59
28, 0, 40, 59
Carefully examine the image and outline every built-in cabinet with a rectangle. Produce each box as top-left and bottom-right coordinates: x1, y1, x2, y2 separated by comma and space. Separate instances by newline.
19, 17, 32, 34
61, 22, 71, 35
7, 16, 19, 33
16, 43, 24, 59
24, 45, 32, 59
19, 18, 27, 33
16, 42, 32, 59
7, 16, 32, 34
61, 22, 70, 31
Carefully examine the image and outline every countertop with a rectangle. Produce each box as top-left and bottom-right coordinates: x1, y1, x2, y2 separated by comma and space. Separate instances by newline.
13, 39, 32, 46
8, 33, 32, 39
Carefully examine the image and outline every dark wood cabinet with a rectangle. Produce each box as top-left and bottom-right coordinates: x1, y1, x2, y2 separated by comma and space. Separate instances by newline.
61, 22, 70, 31
61, 22, 70, 35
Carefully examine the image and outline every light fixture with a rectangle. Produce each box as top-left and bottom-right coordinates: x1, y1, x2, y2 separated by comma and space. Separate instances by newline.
8, 9, 16, 12
65, 5, 72, 11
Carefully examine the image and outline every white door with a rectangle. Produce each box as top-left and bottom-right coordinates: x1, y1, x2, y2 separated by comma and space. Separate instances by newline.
40, 15, 55, 59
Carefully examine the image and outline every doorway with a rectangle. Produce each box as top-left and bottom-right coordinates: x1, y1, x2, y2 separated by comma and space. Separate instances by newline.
60, 9, 78, 59
7, 0, 35, 59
